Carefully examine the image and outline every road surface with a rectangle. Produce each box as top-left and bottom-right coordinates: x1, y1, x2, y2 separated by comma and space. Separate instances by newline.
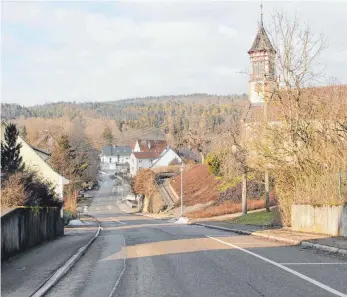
44, 174, 347, 297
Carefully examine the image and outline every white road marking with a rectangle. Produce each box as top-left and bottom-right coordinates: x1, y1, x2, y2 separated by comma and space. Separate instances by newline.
107, 205, 113, 210
112, 219, 126, 225
281, 263, 347, 265
207, 236, 347, 297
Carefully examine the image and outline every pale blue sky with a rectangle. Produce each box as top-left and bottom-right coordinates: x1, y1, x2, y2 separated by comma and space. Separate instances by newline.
2, 1, 347, 105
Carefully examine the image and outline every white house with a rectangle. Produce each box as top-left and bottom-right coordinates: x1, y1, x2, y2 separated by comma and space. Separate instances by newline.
130, 152, 159, 177
1, 121, 69, 201
151, 146, 182, 169
100, 145, 132, 170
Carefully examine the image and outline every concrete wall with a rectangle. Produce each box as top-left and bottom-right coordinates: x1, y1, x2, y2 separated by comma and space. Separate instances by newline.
1, 207, 64, 260
291, 204, 347, 236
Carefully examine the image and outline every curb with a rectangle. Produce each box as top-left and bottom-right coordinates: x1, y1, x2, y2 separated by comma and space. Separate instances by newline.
195, 223, 347, 258
31, 216, 101, 297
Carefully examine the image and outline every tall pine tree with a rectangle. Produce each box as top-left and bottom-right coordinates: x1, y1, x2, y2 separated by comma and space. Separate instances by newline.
1, 123, 24, 174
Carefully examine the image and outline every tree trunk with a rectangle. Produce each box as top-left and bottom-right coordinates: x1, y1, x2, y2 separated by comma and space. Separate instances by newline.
242, 172, 247, 215
265, 170, 270, 212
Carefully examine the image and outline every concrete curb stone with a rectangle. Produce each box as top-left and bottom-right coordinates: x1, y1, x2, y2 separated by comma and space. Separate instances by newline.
31, 215, 101, 297
195, 223, 347, 258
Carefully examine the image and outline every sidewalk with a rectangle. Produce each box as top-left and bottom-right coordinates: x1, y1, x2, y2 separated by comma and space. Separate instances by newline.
1, 215, 98, 297
195, 221, 347, 257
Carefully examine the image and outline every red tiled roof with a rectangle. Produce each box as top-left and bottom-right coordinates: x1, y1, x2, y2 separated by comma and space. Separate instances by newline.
133, 152, 160, 159
137, 139, 167, 153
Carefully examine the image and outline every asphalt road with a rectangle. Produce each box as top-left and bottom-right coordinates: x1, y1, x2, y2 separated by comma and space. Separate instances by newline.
45, 174, 347, 297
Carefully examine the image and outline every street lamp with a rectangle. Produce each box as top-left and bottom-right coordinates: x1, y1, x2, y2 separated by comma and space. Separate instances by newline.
180, 163, 184, 217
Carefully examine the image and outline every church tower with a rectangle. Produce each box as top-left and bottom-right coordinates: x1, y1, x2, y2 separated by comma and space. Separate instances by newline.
248, 4, 276, 105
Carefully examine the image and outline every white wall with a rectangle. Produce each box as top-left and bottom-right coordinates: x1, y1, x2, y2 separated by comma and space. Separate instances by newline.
130, 154, 138, 177
101, 155, 130, 164
151, 148, 182, 168
133, 141, 141, 152
130, 153, 155, 177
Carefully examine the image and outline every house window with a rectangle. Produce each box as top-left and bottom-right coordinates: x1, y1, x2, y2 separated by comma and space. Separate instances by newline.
139, 160, 142, 163
109, 158, 112, 163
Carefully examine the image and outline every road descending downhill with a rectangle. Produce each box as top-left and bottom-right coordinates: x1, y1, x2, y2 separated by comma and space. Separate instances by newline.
45, 175, 347, 297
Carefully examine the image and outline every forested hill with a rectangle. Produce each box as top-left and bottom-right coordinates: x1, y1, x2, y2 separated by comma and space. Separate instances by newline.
1, 93, 247, 120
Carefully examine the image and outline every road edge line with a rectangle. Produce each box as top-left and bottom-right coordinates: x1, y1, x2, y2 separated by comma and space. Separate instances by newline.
31, 216, 101, 297
195, 223, 347, 258
207, 235, 347, 297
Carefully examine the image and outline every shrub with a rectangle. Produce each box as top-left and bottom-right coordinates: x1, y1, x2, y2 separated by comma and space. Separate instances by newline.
0, 170, 63, 209
205, 152, 221, 176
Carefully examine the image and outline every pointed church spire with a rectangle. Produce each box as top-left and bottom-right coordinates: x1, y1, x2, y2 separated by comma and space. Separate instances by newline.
260, 2, 263, 27
248, 3, 275, 54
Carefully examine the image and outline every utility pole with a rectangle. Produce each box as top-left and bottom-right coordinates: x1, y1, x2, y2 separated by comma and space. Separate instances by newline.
180, 164, 184, 217
263, 74, 270, 212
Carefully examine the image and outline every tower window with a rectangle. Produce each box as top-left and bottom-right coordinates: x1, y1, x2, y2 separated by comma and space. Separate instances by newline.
253, 62, 259, 76
259, 62, 264, 75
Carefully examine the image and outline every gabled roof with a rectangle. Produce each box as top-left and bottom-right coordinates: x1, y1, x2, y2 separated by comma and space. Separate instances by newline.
137, 139, 167, 153
132, 152, 160, 159
101, 145, 132, 156
248, 24, 275, 54
150, 146, 182, 168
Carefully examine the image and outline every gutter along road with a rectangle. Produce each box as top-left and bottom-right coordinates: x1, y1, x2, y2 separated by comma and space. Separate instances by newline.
45, 175, 347, 297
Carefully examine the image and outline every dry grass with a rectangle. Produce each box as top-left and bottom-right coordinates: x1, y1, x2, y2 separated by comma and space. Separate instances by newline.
187, 198, 277, 219
170, 164, 221, 206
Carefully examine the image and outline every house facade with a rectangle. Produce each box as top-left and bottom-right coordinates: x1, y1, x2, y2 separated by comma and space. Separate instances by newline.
130, 152, 159, 177
1, 121, 69, 201
129, 139, 183, 176
151, 146, 182, 169
100, 145, 132, 170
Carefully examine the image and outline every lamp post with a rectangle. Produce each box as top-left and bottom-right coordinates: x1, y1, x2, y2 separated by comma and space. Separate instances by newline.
180, 164, 184, 217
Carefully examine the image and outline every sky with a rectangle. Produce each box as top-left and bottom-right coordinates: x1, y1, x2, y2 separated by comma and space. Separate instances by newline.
1, 1, 347, 106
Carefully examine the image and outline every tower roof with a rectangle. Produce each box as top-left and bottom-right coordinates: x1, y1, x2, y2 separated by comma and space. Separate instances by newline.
248, 5, 276, 54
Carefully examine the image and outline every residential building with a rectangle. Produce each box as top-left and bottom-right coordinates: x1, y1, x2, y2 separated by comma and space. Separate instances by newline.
0, 121, 69, 200
130, 152, 159, 177
100, 145, 132, 170
151, 146, 182, 169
